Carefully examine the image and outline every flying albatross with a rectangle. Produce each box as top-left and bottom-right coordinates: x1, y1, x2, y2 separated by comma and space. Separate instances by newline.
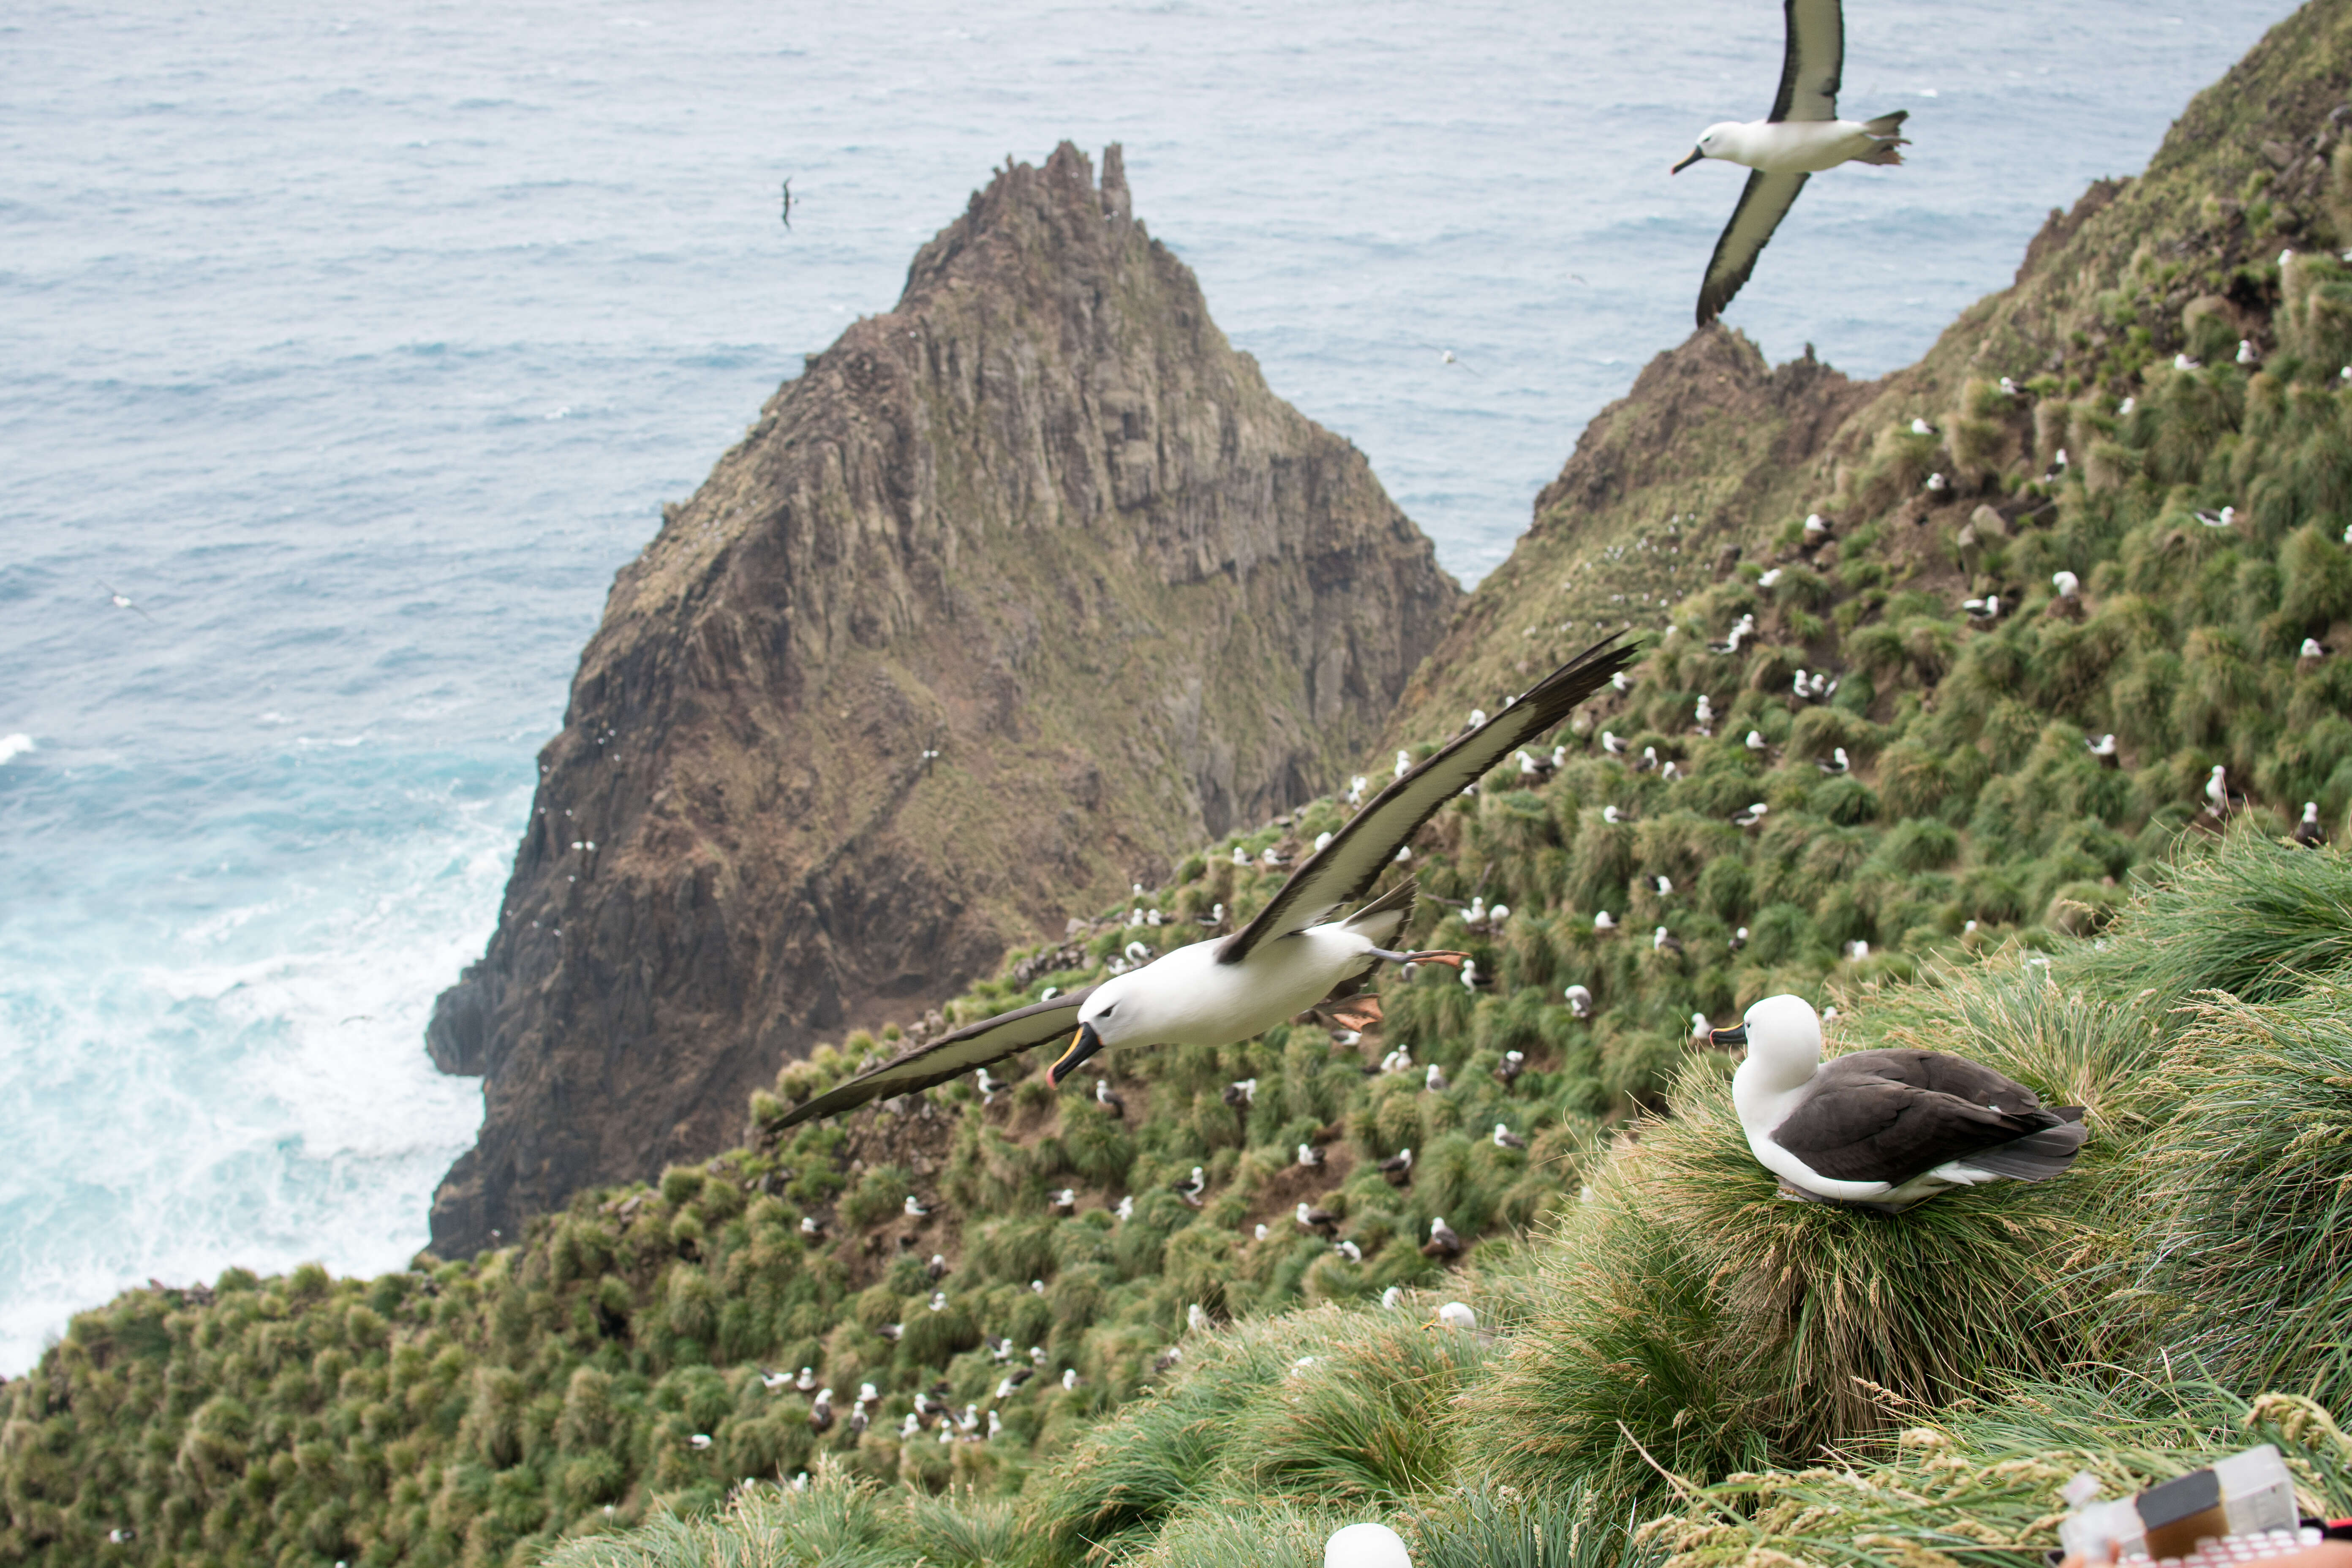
777, 635, 1636, 1126
1671, 0, 1910, 326
1713, 994, 2088, 1213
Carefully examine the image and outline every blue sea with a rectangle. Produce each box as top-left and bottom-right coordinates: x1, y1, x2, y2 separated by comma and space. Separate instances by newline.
0, 0, 2297, 1371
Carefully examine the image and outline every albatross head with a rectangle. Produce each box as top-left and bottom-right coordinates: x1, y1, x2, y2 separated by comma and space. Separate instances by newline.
1056, 972, 1146, 1085
1672, 123, 1739, 173
1713, 993, 1822, 1093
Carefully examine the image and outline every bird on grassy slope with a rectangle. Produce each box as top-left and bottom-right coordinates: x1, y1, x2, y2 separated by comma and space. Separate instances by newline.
1713, 994, 2088, 1213
777, 637, 1636, 1124
1673, 0, 1909, 326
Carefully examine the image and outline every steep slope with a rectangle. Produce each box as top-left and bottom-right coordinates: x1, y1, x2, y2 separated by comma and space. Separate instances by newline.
1392, 0, 2352, 737
425, 143, 1459, 1257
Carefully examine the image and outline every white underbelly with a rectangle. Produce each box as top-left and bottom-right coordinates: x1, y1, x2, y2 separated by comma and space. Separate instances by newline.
1741, 121, 1877, 173
1158, 928, 1368, 1045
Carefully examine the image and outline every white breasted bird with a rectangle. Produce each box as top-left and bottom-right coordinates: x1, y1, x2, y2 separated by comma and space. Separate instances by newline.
1714, 994, 2088, 1213
776, 640, 1633, 1125
1673, 0, 1908, 324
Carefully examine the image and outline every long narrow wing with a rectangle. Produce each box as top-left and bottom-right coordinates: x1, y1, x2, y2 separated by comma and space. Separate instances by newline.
1696, 169, 1808, 327
777, 987, 1094, 1127
1768, 0, 1843, 123
1217, 634, 1635, 966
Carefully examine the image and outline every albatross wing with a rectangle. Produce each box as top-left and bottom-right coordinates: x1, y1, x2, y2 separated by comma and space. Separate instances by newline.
1769, 1048, 2074, 1184
1216, 634, 1635, 966
1768, 0, 1844, 123
1696, 169, 1808, 327
778, 988, 1094, 1127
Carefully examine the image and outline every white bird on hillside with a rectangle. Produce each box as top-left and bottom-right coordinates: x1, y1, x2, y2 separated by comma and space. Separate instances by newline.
1593, 910, 1617, 934
2175, 353, 2202, 371
1433, 1299, 1476, 1330
1325, 1522, 1415, 1568
1564, 983, 1592, 1017
1818, 746, 1850, 774
1653, 926, 1683, 954
2238, 339, 2260, 365
1712, 994, 2087, 1211
1925, 472, 1948, 494
772, 640, 1633, 1125
1611, 670, 1633, 693
903, 1195, 928, 1218
1602, 804, 1625, 824
795, 1366, 817, 1392
1380, 1285, 1404, 1311
1734, 801, 1769, 828
1654, 874, 1674, 896
1348, 775, 1368, 805
1671, 1, 1908, 327
1601, 730, 1626, 755
1745, 729, 1768, 752
1062, 1368, 1080, 1391
1424, 1062, 1449, 1093
2053, 570, 2079, 599
1493, 1122, 1528, 1149
1691, 1012, 1713, 1044
1296, 1141, 1323, 1168
1909, 417, 1936, 437
2206, 764, 2232, 817
1757, 568, 1783, 590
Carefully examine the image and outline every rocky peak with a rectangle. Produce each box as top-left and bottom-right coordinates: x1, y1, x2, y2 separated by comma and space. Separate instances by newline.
425, 142, 1459, 1257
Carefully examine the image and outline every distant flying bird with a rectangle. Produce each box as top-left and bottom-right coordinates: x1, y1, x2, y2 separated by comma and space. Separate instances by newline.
779, 177, 796, 229
101, 583, 152, 620
774, 639, 1633, 1125
1673, 0, 1908, 324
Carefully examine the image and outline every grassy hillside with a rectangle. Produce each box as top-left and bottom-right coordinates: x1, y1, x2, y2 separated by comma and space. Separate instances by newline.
12, 5, 2352, 1565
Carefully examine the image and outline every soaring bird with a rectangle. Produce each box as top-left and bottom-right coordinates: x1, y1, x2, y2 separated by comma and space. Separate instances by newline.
777, 639, 1633, 1124
1712, 994, 2087, 1212
1673, 0, 1908, 325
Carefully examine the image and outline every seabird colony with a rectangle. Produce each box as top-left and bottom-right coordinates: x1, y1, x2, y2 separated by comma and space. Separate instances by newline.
778, 636, 1635, 1126
1671, 0, 1909, 324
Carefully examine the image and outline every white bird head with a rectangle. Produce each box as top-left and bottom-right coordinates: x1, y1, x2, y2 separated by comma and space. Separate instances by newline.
1672, 122, 1743, 172
1434, 1299, 1477, 1331
1325, 1521, 1416, 1568
1720, 994, 1822, 1094
1063, 969, 1165, 1081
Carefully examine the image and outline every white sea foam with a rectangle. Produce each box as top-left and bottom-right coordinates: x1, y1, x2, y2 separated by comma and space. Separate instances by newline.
0, 734, 33, 766
0, 778, 514, 1372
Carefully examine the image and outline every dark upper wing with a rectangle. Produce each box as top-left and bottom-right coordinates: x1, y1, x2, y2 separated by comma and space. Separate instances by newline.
1696, 169, 1808, 327
1844, 1048, 2049, 1114
778, 988, 1093, 1127
1217, 634, 1635, 965
1768, 0, 1843, 122
1772, 1056, 2054, 1184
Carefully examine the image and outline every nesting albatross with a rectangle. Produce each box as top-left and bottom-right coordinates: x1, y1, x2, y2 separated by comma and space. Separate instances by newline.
1672, 0, 1910, 325
777, 636, 1637, 1125
1713, 994, 2088, 1213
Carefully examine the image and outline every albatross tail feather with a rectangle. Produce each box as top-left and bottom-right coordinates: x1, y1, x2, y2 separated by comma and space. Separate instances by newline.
1955, 1116, 2089, 1181
1340, 878, 1416, 943
1861, 110, 1909, 135
1855, 143, 1906, 166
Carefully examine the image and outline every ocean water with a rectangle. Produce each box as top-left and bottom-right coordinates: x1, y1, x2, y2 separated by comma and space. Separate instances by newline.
0, 0, 2298, 1371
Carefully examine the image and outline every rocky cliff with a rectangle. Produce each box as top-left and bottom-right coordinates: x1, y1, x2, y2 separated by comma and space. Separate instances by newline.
424, 143, 1459, 1256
